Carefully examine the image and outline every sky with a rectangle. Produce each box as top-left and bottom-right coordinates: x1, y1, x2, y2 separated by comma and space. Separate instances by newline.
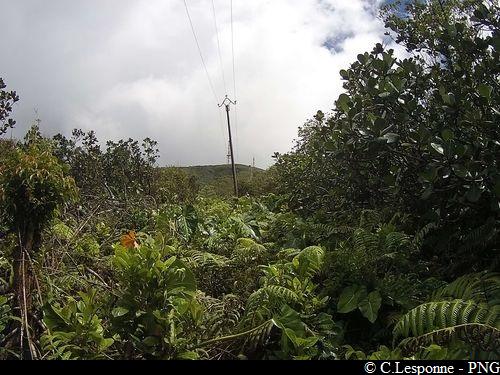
0, 0, 398, 168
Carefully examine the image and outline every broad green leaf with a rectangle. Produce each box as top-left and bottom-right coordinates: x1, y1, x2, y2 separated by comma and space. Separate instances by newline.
431, 143, 444, 155
111, 307, 129, 318
478, 84, 492, 99
99, 337, 114, 350
337, 94, 351, 114
142, 336, 159, 346
358, 291, 382, 323
466, 185, 482, 203
178, 351, 200, 360
440, 92, 455, 105
420, 167, 438, 182
294, 246, 324, 278
165, 259, 196, 292
452, 164, 468, 178
441, 129, 454, 142
274, 305, 306, 340
337, 285, 367, 313
383, 133, 399, 144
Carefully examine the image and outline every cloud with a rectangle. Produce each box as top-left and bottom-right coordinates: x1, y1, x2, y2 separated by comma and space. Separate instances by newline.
0, 0, 398, 168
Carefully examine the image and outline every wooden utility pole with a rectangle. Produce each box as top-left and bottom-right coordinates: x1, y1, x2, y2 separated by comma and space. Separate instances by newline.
251, 157, 255, 180
219, 95, 238, 197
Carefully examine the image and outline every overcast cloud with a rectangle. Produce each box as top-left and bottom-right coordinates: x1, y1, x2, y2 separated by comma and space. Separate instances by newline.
0, 0, 396, 168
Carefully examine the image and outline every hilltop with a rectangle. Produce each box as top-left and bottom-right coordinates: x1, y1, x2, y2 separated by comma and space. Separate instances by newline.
177, 164, 265, 185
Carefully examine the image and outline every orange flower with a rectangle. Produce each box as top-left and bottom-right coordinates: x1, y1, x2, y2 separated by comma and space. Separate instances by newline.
120, 230, 139, 249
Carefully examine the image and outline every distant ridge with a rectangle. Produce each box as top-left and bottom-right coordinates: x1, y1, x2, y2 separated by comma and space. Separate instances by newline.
176, 164, 264, 184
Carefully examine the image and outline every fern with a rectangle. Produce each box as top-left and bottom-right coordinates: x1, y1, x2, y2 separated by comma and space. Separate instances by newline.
276, 248, 301, 260
412, 222, 438, 251
243, 319, 275, 350
193, 319, 275, 352
359, 209, 383, 229
293, 246, 324, 278
243, 285, 299, 326
352, 229, 379, 254
398, 324, 500, 355
393, 299, 500, 355
231, 238, 267, 264
196, 293, 244, 338
432, 272, 500, 307
384, 232, 411, 253
310, 223, 355, 238
458, 217, 497, 254
183, 250, 231, 269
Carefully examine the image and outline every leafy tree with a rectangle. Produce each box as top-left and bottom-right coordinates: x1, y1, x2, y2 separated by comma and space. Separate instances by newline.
0, 125, 77, 358
0, 78, 19, 136
274, 0, 499, 273
52, 130, 159, 201
155, 167, 199, 204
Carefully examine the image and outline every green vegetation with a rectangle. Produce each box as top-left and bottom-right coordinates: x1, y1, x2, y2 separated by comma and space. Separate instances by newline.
179, 164, 262, 185
176, 164, 275, 198
0, 0, 498, 360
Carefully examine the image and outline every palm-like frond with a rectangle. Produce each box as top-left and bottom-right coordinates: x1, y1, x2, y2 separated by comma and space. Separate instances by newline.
412, 222, 438, 251
293, 246, 324, 278
183, 250, 231, 269
393, 299, 500, 355
243, 285, 299, 326
458, 217, 497, 254
432, 272, 500, 307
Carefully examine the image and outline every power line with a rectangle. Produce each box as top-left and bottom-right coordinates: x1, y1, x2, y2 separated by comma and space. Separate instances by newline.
230, 0, 237, 100
211, 0, 227, 95
230, 0, 239, 161
183, 0, 219, 104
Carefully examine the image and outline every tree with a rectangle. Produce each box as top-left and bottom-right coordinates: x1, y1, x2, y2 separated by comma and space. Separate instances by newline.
52, 130, 160, 201
0, 125, 77, 358
274, 0, 499, 274
155, 167, 199, 204
0, 78, 19, 136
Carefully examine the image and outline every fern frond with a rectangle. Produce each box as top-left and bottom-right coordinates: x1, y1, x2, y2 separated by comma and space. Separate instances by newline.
353, 229, 379, 253
310, 223, 355, 237
183, 250, 231, 269
359, 209, 383, 229
293, 246, 324, 278
394, 299, 500, 354
276, 248, 301, 260
243, 285, 299, 326
196, 293, 244, 338
394, 300, 498, 340
384, 232, 411, 253
232, 238, 267, 264
412, 222, 438, 251
459, 217, 497, 254
432, 272, 500, 307
399, 323, 500, 355
193, 318, 275, 353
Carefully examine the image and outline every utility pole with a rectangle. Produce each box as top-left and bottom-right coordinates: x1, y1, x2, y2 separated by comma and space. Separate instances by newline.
226, 142, 231, 164
219, 95, 238, 197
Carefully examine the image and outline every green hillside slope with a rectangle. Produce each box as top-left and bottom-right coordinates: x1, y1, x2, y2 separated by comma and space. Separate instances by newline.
178, 164, 264, 185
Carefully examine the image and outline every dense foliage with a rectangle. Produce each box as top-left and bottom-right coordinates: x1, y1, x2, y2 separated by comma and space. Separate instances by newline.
274, 0, 499, 276
0, 0, 498, 360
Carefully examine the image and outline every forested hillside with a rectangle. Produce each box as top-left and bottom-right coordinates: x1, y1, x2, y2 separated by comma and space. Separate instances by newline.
179, 164, 263, 184
0, 0, 498, 360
